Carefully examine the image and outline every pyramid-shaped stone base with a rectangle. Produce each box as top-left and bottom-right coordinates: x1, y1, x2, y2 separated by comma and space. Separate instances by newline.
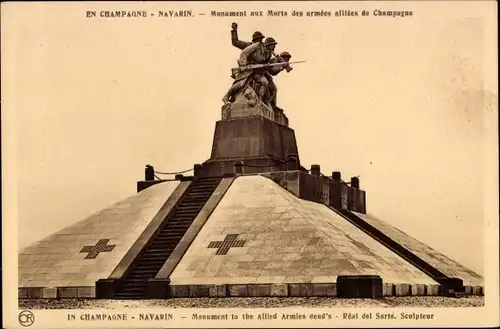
18, 174, 484, 299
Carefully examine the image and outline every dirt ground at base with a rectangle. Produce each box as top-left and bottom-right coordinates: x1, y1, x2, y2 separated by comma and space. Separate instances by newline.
19, 296, 485, 309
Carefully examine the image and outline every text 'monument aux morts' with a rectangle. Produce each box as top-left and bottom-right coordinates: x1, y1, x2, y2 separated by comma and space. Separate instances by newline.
86, 9, 414, 19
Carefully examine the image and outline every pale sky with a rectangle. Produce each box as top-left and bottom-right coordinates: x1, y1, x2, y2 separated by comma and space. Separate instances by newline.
3, 1, 498, 276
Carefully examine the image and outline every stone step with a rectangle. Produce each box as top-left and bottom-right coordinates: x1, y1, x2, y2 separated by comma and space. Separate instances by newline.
113, 177, 222, 298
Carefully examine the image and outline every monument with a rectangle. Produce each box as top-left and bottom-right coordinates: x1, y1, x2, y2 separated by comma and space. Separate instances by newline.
202, 22, 306, 178
18, 23, 484, 301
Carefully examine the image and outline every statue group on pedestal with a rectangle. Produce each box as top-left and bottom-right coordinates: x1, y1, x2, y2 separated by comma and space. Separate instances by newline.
222, 23, 304, 111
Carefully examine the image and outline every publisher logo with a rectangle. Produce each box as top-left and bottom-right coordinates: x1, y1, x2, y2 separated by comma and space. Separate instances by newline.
19, 310, 34, 327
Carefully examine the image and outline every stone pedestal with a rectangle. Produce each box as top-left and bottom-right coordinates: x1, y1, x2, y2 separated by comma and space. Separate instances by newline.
198, 114, 301, 177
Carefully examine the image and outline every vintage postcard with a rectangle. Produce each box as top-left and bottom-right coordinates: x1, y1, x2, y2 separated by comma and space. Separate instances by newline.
2, 1, 499, 328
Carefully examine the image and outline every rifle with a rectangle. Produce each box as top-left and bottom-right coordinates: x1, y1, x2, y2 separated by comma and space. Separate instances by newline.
231, 61, 306, 77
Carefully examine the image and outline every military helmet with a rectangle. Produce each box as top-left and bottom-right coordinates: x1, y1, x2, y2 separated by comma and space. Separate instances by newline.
252, 31, 265, 41
264, 37, 278, 46
280, 51, 292, 59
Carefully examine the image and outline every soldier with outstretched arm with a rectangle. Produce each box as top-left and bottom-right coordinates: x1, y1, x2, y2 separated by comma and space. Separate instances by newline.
226, 23, 294, 106
230, 22, 265, 79
231, 22, 264, 50
223, 23, 303, 106
223, 37, 278, 105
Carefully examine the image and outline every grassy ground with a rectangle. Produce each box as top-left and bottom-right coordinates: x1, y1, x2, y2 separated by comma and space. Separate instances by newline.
19, 296, 484, 309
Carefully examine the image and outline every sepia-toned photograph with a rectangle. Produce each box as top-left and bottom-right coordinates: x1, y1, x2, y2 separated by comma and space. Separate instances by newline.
2, 1, 498, 328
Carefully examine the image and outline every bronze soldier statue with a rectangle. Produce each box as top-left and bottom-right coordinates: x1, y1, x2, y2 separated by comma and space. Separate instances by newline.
222, 36, 278, 105
224, 23, 293, 108
229, 23, 265, 80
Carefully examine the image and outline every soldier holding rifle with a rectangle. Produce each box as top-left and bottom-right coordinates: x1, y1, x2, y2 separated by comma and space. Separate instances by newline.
223, 23, 301, 107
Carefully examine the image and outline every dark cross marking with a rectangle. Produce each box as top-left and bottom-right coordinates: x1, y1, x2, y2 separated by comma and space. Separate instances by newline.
208, 234, 246, 255
80, 239, 116, 259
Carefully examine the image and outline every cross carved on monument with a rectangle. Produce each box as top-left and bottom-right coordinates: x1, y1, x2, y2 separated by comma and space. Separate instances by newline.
208, 234, 246, 255
80, 239, 116, 259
